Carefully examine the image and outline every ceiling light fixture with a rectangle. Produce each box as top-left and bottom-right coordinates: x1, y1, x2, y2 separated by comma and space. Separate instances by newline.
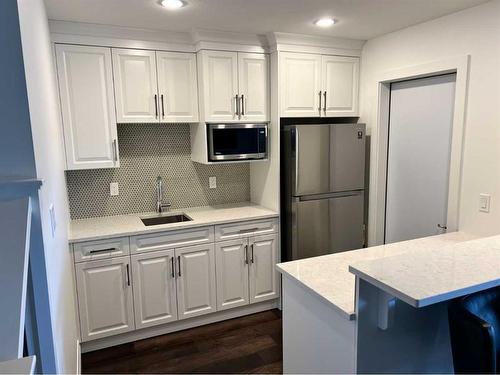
160, 0, 185, 10
315, 18, 336, 27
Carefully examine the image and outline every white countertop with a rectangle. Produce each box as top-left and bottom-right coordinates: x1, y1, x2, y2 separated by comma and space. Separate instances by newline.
350, 234, 500, 308
276, 232, 477, 320
69, 202, 278, 243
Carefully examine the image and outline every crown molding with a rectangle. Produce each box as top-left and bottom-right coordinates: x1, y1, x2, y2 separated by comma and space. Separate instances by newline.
191, 29, 269, 53
267, 32, 365, 57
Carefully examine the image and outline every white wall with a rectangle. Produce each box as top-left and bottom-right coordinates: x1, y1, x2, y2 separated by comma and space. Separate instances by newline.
17, 0, 79, 373
360, 0, 500, 241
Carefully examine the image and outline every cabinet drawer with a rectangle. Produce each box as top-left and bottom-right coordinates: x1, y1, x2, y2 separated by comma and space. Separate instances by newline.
130, 226, 215, 254
215, 218, 278, 241
73, 237, 130, 263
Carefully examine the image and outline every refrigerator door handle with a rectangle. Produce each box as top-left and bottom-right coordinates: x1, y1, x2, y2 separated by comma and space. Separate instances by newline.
294, 190, 364, 202
294, 128, 300, 195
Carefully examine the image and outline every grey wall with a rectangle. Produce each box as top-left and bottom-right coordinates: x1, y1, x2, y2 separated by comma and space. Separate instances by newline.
66, 124, 251, 219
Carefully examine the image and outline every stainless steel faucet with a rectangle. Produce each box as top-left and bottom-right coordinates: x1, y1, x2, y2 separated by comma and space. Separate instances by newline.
155, 176, 172, 213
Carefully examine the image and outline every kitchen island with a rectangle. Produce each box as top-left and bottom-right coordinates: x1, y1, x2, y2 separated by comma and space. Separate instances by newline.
276, 232, 484, 374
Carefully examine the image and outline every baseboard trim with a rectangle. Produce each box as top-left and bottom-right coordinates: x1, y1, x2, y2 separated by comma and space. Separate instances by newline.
81, 300, 278, 353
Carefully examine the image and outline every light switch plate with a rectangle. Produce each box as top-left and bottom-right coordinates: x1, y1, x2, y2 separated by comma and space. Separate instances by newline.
110, 182, 119, 196
479, 193, 491, 213
209, 176, 217, 189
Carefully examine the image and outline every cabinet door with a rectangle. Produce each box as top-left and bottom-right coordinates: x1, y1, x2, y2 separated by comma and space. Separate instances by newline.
198, 50, 238, 122
75, 256, 134, 342
249, 234, 279, 303
280, 52, 322, 117
112, 49, 159, 123
55, 44, 119, 170
322, 56, 359, 116
131, 249, 177, 329
157, 51, 199, 123
238, 53, 269, 122
215, 239, 249, 311
175, 244, 216, 320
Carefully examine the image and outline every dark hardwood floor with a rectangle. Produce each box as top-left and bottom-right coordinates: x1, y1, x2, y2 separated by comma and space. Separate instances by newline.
82, 309, 283, 374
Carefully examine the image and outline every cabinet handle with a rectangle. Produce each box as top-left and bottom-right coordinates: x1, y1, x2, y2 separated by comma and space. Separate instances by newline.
251, 243, 254, 263
126, 264, 131, 287
171, 256, 175, 278
88, 247, 116, 255
323, 91, 327, 113
112, 139, 118, 162
161, 94, 165, 118
235, 95, 240, 119
240, 94, 245, 116
244, 244, 248, 265
154, 94, 158, 118
318, 91, 322, 113
177, 256, 181, 277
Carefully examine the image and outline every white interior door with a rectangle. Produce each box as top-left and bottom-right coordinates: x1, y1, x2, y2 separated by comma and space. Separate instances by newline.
131, 249, 178, 329
238, 53, 269, 121
385, 74, 456, 243
55, 44, 118, 170
322, 56, 359, 116
175, 244, 216, 320
112, 49, 159, 123
75, 256, 134, 342
249, 234, 279, 303
156, 51, 199, 123
280, 52, 322, 117
215, 239, 249, 311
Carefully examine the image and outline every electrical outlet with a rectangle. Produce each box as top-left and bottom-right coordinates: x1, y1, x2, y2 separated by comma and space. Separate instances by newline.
479, 193, 491, 213
49, 204, 56, 238
110, 182, 119, 196
209, 176, 217, 189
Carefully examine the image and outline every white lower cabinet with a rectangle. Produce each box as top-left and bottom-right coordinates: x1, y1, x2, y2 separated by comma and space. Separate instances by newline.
215, 239, 250, 310
75, 256, 134, 342
131, 249, 178, 329
176, 243, 217, 320
249, 234, 279, 303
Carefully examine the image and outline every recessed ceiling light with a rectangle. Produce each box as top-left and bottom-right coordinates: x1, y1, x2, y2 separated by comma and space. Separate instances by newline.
315, 18, 336, 27
160, 0, 185, 10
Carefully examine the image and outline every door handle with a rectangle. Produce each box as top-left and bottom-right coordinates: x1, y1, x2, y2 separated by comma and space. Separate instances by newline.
437, 224, 448, 230
250, 243, 254, 263
177, 255, 181, 277
235, 95, 240, 118
112, 139, 118, 162
318, 91, 322, 113
323, 91, 327, 113
154, 94, 158, 118
240, 94, 245, 116
161, 94, 165, 118
171, 256, 175, 278
244, 244, 248, 265
125, 264, 131, 287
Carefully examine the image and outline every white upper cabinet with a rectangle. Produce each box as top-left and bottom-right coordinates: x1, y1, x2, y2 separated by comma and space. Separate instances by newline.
238, 53, 269, 122
280, 52, 360, 118
198, 50, 269, 122
215, 239, 249, 311
75, 256, 134, 342
280, 52, 322, 118
198, 50, 239, 122
156, 52, 199, 123
56, 44, 119, 170
112, 49, 159, 123
131, 249, 178, 329
322, 56, 359, 116
175, 243, 217, 320
249, 234, 279, 303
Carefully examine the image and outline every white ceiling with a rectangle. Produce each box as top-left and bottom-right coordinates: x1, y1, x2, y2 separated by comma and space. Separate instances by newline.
44, 0, 489, 41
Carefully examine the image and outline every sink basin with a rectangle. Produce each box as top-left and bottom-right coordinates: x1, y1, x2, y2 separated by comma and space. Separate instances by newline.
141, 214, 192, 226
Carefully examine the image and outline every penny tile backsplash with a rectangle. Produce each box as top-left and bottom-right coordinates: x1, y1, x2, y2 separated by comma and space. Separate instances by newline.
65, 123, 250, 219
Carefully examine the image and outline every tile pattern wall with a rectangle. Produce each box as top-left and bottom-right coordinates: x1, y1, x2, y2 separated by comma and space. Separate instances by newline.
66, 124, 250, 219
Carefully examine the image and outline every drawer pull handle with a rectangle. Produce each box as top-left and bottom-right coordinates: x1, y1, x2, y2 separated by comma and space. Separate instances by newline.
88, 247, 117, 255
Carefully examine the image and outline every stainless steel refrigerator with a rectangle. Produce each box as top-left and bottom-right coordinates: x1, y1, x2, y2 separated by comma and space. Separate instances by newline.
282, 123, 366, 261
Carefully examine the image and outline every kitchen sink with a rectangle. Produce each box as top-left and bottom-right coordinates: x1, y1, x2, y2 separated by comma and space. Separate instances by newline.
141, 214, 192, 226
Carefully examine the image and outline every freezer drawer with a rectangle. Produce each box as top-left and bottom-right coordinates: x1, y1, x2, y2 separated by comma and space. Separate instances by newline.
291, 124, 366, 196
292, 192, 364, 260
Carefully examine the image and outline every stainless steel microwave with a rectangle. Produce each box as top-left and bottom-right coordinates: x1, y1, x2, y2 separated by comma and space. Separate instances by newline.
207, 123, 268, 162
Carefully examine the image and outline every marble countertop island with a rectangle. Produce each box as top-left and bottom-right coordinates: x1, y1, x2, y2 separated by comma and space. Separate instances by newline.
350, 234, 500, 308
276, 231, 477, 320
69, 202, 278, 243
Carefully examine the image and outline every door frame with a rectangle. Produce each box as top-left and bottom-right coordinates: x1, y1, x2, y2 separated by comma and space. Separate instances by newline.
368, 55, 470, 246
